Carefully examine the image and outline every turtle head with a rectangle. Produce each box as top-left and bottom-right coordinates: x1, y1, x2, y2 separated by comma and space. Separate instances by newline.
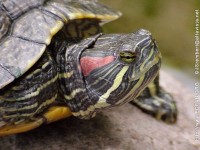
77, 29, 161, 118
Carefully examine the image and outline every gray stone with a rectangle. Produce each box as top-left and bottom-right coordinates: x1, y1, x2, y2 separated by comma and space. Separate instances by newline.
0, 70, 199, 150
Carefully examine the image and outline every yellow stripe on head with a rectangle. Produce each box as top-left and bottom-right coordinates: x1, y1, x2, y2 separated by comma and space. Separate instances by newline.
97, 66, 129, 105
116, 74, 145, 105
71, 66, 129, 118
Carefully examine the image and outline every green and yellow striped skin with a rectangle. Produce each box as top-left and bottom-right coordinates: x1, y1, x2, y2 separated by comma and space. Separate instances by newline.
0, 0, 120, 135
0, 0, 177, 136
68, 30, 162, 119
133, 75, 177, 123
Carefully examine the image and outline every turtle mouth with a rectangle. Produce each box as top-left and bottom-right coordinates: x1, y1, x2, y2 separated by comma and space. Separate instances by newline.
111, 58, 161, 106
129, 53, 161, 82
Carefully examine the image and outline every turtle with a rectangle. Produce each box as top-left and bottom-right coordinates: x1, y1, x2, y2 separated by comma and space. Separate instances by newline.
0, 0, 177, 136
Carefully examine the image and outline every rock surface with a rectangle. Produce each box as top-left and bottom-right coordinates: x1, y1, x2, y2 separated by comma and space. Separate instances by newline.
0, 71, 199, 150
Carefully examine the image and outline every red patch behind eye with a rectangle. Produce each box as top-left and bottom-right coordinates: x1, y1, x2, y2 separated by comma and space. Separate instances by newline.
80, 56, 115, 76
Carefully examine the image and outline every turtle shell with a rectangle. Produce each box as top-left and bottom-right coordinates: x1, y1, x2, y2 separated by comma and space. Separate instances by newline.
0, 0, 121, 89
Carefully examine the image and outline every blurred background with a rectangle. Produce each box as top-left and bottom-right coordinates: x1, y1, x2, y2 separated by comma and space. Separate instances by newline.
100, 0, 199, 90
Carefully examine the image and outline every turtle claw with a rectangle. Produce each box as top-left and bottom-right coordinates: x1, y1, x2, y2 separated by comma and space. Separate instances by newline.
131, 75, 177, 124
131, 91, 177, 124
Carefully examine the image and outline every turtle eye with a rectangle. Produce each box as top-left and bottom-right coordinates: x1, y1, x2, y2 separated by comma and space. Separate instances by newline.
119, 51, 136, 63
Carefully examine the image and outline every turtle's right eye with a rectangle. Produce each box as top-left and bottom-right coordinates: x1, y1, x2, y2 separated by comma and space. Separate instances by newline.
119, 51, 136, 63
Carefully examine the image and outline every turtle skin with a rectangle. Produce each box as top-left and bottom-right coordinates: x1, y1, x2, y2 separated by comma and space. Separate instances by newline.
0, 0, 177, 136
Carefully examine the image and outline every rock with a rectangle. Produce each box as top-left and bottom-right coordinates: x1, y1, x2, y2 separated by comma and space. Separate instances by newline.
0, 70, 199, 150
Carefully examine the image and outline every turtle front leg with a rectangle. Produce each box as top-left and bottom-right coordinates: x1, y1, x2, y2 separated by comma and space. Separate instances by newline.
131, 74, 177, 123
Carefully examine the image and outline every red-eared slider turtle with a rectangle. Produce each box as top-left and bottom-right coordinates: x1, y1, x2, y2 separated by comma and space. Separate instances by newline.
0, 0, 177, 136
